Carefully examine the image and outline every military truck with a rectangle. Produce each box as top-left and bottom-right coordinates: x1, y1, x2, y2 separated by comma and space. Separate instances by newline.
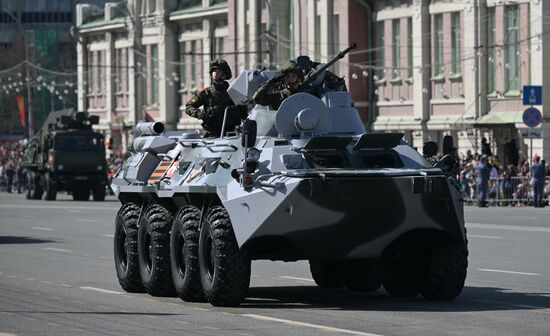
21, 110, 108, 201
111, 44, 468, 307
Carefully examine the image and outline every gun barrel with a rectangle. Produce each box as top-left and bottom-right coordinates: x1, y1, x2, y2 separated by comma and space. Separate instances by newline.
304, 42, 357, 85
134, 122, 165, 137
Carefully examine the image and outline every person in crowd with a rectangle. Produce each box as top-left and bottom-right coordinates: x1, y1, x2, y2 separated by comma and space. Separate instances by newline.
5, 161, 15, 193
481, 137, 493, 157
476, 155, 490, 207
531, 156, 546, 207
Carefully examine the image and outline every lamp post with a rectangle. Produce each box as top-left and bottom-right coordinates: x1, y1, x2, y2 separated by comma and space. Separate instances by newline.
1, 8, 33, 138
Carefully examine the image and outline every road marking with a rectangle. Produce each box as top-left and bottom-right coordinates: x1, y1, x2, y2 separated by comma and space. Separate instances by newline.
167, 303, 184, 307
60, 284, 72, 288
31, 227, 53, 231
193, 307, 211, 312
475, 299, 550, 311
242, 314, 383, 336
278, 276, 315, 282
222, 312, 236, 316
0, 204, 117, 211
467, 223, 550, 233
44, 248, 73, 253
104, 234, 114, 238
79, 287, 124, 295
478, 268, 540, 276
468, 235, 502, 239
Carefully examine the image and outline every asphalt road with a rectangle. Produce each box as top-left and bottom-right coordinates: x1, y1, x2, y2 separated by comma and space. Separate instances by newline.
1, 192, 549, 336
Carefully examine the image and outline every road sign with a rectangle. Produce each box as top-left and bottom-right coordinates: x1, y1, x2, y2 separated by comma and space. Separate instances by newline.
522, 107, 543, 128
523, 85, 542, 105
521, 128, 543, 139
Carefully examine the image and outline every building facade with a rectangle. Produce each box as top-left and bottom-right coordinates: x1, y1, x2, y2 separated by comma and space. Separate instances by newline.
371, 0, 549, 162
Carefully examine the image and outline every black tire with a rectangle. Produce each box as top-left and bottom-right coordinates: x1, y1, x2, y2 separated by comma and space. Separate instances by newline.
420, 243, 468, 301
138, 203, 176, 297
114, 203, 145, 293
170, 205, 205, 302
27, 172, 43, 200
309, 260, 342, 288
43, 174, 57, 201
382, 258, 421, 297
73, 188, 90, 201
93, 184, 106, 201
340, 259, 382, 292
25, 172, 33, 200
199, 206, 250, 307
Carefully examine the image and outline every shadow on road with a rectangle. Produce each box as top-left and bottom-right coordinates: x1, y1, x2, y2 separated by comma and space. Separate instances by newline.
243, 285, 550, 312
0, 236, 57, 245
0, 310, 187, 316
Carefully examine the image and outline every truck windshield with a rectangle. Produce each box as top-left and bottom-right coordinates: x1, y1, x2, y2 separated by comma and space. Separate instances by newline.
54, 135, 104, 151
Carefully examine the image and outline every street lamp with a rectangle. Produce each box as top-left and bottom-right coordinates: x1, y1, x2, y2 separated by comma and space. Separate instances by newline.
0, 8, 33, 138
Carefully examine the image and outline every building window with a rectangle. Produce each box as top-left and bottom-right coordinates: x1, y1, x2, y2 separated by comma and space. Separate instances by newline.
179, 42, 186, 89
488, 7, 496, 94
97, 51, 103, 94
376, 21, 385, 79
407, 17, 413, 79
505, 5, 520, 93
392, 19, 401, 79
434, 14, 443, 77
191, 40, 197, 86
215, 37, 225, 58
151, 44, 158, 104
451, 12, 461, 75
148, 0, 156, 13
333, 14, 340, 75
178, 0, 201, 9
115, 49, 122, 92
87, 51, 93, 94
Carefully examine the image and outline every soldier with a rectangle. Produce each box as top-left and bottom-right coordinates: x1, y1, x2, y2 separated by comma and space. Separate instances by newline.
253, 61, 312, 110
185, 59, 247, 137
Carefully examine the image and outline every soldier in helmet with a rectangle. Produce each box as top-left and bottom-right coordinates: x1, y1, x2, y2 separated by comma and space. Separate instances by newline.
253, 61, 311, 110
185, 59, 247, 137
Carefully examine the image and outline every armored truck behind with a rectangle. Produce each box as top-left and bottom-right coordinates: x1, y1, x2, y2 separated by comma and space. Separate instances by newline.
21, 110, 108, 201
111, 44, 468, 307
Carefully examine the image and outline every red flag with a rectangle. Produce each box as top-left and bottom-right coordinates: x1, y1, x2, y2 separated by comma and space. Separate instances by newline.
16, 94, 26, 129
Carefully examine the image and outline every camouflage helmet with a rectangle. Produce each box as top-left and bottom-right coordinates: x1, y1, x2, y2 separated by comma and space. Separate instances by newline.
209, 59, 232, 80
281, 61, 304, 79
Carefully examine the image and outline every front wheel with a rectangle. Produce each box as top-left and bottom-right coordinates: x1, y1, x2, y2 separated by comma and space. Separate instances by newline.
199, 206, 250, 307
309, 260, 342, 288
340, 259, 381, 292
43, 173, 57, 201
72, 188, 90, 201
93, 184, 106, 201
420, 243, 468, 300
114, 203, 144, 292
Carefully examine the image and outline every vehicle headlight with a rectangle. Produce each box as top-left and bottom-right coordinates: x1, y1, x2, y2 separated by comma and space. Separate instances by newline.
57, 165, 63, 170
246, 148, 261, 162
97, 165, 103, 171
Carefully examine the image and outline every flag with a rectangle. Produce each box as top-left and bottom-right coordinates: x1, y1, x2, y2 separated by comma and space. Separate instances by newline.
16, 94, 26, 129
144, 111, 155, 122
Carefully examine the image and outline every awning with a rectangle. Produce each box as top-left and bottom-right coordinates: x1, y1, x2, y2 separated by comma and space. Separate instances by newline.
475, 111, 523, 126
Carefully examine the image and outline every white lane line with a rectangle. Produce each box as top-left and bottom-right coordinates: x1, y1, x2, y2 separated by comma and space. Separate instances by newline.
279, 276, 315, 282
79, 286, 124, 295
44, 248, 73, 253
104, 234, 114, 238
31, 227, 53, 231
467, 223, 550, 233
478, 268, 540, 276
0, 204, 117, 211
242, 314, 383, 336
468, 235, 502, 239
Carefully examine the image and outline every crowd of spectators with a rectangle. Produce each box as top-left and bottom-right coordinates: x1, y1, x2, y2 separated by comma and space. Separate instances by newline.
0, 141, 25, 193
456, 149, 549, 207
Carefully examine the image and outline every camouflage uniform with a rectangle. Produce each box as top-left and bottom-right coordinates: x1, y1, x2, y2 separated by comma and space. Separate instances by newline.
253, 61, 312, 110
185, 60, 247, 137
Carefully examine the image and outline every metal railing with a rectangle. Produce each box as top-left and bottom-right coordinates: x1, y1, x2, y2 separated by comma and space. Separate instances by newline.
462, 176, 550, 206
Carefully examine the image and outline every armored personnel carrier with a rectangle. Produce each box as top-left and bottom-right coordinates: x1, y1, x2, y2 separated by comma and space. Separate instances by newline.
112, 44, 468, 307
21, 110, 108, 201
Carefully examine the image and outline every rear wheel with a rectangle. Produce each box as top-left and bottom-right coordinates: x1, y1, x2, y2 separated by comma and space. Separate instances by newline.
170, 205, 204, 302
309, 260, 342, 288
340, 259, 382, 292
114, 203, 144, 293
420, 243, 468, 300
199, 206, 250, 307
29, 172, 43, 200
138, 203, 176, 297
92, 184, 106, 201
